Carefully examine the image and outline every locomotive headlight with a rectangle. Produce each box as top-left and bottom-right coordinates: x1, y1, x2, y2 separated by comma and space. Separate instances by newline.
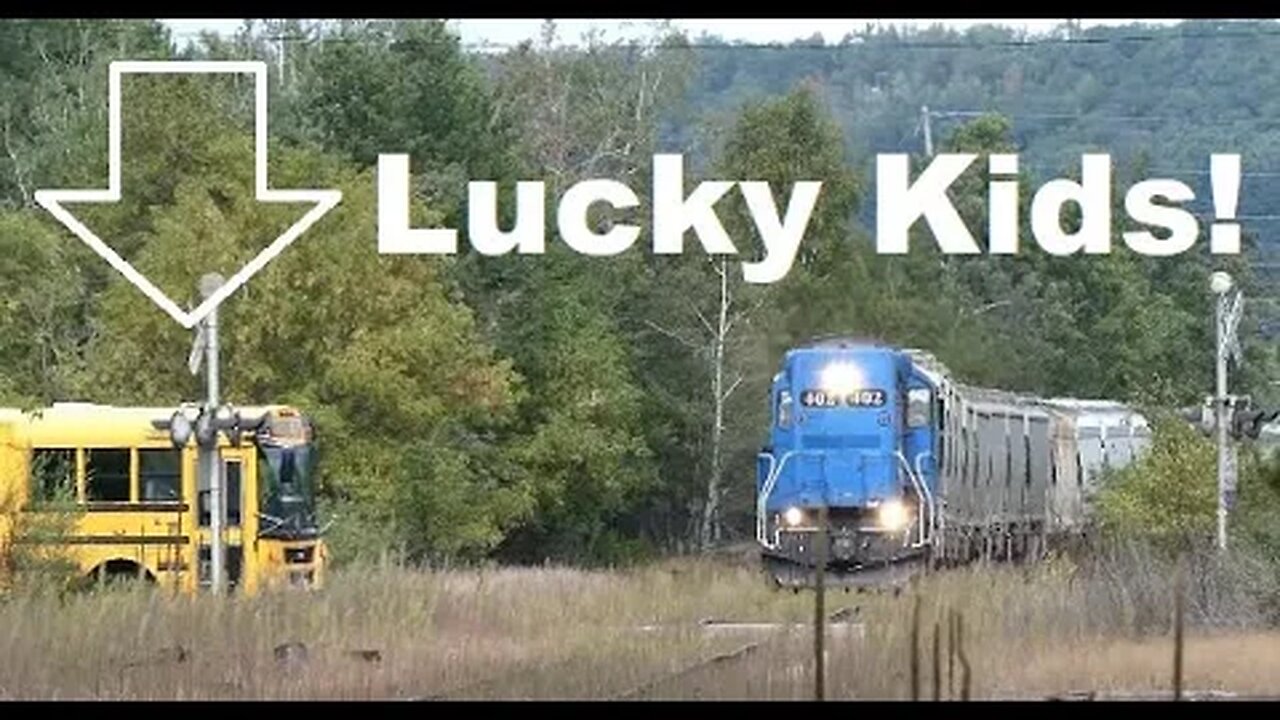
783, 507, 804, 527
878, 499, 910, 531
819, 361, 864, 396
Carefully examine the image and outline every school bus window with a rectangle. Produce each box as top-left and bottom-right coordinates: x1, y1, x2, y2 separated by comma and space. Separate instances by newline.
139, 448, 182, 502
30, 448, 76, 504
225, 460, 242, 527
85, 448, 130, 502
201, 462, 243, 526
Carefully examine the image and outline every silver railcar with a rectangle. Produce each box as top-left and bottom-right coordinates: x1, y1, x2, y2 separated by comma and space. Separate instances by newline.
904, 349, 1151, 564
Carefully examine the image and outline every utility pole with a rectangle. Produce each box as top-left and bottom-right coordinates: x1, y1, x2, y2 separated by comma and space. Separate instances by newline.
198, 272, 226, 593
277, 27, 287, 91
1216, 282, 1228, 553
1210, 271, 1242, 553
921, 105, 933, 157
812, 503, 828, 701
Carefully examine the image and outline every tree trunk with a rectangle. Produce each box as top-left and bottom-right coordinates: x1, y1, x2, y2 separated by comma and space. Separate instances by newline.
700, 260, 730, 551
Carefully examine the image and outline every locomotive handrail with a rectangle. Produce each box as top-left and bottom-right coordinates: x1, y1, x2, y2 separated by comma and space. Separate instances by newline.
914, 451, 942, 555
755, 449, 829, 550
761, 449, 939, 551
896, 451, 935, 548
755, 450, 784, 549
896, 453, 925, 546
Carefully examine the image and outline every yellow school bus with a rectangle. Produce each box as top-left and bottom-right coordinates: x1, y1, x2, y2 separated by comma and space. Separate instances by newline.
0, 402, 327, 594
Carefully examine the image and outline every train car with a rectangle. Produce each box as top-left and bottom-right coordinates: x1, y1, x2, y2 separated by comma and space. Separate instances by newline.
756, 338, 1150, 588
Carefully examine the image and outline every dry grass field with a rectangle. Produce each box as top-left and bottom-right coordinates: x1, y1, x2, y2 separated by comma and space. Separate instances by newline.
1, 545, 1278, 700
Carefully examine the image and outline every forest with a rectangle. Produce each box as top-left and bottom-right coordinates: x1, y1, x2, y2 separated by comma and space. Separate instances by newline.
1, 18, 1279, 567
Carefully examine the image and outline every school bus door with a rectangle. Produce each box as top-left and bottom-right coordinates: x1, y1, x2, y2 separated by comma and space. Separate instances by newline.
196, 447, 257, 592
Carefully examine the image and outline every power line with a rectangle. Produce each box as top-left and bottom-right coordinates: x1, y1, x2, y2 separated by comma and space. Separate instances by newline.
139, 23, 1280, 228
1147, 170, 1280, 178
324, 30, 1280, 51
933, 110, 1171, 123
899, 149, 1280, 184
197, 22, 1280, 54
920, 110, 1280, 186
929, 108, 1280, 133
164, 24, 1280, 141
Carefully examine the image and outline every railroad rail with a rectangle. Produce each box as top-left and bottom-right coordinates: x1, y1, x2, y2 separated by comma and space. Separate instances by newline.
1046, 690, 1267, 701
612, 607, 860, 700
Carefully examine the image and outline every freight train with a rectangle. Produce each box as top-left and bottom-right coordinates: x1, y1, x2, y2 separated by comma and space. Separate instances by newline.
756, 336, 1151, 588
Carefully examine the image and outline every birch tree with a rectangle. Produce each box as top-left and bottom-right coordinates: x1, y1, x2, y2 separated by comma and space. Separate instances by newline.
645, 254, 769, 550
642, 84, 860, 550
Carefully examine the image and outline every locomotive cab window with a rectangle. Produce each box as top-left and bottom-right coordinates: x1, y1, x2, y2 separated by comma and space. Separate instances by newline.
777, 390, 793, 429
906, 388, 931, 428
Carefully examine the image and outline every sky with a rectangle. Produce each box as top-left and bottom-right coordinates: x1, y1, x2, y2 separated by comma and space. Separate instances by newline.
158, 18, 1188, 49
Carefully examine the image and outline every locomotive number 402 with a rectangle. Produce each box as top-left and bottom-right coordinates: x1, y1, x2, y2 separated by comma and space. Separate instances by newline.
800, 388, 887, 408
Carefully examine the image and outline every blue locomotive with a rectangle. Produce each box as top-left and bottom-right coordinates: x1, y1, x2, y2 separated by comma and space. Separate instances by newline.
756, 336, 1151, 588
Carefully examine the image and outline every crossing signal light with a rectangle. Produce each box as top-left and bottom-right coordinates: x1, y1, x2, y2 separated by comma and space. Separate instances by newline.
1233, 408, 1280, 440
1179, 395, 1279, 440
152, 403, 245, 449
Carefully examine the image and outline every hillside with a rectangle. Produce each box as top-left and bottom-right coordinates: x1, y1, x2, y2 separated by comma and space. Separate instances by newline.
674, 19, 1280, 249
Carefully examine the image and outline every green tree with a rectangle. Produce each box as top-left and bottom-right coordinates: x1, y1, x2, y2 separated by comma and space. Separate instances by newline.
0, 19, 171, 209
478, 22, 693, 562
0, 211, 91, 405
280, 19, 520, 226
1093, 415, 1217, 547
495, 259, 656, 564
47, 73, 530, 565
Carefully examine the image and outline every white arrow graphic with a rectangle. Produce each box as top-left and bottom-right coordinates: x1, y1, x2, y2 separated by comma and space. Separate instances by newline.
34, 60, 342, 330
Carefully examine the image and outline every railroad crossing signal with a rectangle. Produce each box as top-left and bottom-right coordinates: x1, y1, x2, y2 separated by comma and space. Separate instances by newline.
1183, 394, 1280, 440
156, 404, 246, 449
153, 273, 235, 594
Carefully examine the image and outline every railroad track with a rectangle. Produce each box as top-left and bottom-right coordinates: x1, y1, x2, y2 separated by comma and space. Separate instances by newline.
413, 657, 579, 701
611, 607, 862, 700
1046, 690, 1271, 702
412, 610, 864, 701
